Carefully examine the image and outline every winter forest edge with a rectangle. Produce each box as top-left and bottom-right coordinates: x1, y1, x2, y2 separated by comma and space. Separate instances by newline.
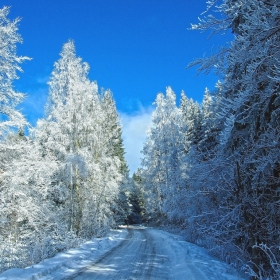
0, 1, 279, 280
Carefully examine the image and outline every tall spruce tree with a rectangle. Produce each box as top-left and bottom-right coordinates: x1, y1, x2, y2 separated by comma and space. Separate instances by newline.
41, 40, 123, 237
0, 6, 30, 138
141, 87, 184, 224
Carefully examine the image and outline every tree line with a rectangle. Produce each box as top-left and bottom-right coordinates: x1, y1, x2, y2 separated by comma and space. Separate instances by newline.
0, 1, 279, 279
0, 7, 129, 272
138, 1, 280, 279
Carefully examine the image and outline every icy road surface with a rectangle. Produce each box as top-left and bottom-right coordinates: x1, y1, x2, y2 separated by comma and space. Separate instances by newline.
0, 226, 245, 280
64, 226, 243, 280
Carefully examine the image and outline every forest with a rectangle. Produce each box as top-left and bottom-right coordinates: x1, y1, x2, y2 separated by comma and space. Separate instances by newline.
0, 1, 279, 280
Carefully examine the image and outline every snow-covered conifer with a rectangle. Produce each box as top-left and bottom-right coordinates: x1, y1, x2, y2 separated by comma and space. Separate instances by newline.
188, 1, 280, 276
42, 40, 123, 237
141, 87, 185, 224
0, 6, 30, 137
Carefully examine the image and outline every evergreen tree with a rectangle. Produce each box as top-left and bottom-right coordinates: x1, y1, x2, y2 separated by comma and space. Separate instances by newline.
100, 89, 129, 176
141, 87, 184, 224
0, 6, 30, 138
189, 1, 280, 277
100, 89, 130, 225
179, 92, 202, 152
40, 40, 123, 237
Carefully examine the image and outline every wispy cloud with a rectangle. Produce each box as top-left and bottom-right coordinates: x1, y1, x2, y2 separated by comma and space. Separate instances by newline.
20, 87, 48, 126
36, 75, 50, 84
119, 104, 154, 176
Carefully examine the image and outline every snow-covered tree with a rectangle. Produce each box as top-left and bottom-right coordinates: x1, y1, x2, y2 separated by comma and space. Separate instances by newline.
139, 2, 279, 278
0, 6, 30, 138
1, 41, 126, 274
42, 40, 123, 237
100, 90, 129, 176
141, 87, 185, 224
188, 1, 280, 277
179, 92, 202, 152
0, 130, 70, 271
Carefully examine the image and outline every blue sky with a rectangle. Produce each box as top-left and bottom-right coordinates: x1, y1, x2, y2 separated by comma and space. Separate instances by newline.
4, 0, 232, 174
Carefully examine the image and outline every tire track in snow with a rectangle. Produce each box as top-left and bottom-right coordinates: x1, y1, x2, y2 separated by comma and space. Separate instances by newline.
65, 227, 168, 279
64, 226, 243, 280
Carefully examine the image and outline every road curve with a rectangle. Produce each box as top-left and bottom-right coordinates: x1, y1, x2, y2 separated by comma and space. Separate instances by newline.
63, 226, 241, 280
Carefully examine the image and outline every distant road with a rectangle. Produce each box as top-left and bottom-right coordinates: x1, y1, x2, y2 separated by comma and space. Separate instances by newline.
64, 225, 243, 280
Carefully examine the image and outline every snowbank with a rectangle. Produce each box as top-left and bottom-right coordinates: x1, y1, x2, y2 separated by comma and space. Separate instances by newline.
0, 229, 128, 280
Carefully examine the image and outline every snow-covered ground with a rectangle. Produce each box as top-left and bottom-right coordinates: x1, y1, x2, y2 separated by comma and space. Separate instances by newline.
0, 226, 246, 279
0, 229, 128, 280
151, 228, 246, 280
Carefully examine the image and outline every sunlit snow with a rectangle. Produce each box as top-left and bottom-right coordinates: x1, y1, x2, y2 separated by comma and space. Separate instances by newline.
0, 227, 245, 280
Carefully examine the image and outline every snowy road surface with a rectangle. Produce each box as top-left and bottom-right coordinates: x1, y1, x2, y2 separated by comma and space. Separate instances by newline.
63, 226, 243, 280
0, 226, 245, 280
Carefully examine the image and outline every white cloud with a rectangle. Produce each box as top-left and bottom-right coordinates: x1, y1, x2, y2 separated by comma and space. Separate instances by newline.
119, 105, 154, 176
36, 74, 50, 84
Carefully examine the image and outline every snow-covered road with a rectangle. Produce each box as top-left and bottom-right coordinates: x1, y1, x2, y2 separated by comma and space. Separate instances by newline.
0, 226, 245, 280
67, 227, 166, 279
63, 226, 243, 280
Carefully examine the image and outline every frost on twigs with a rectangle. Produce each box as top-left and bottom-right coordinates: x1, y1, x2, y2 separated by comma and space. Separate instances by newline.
140, 1, 280, 279
0, 6, 31, 137
0, 38, 126, 272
